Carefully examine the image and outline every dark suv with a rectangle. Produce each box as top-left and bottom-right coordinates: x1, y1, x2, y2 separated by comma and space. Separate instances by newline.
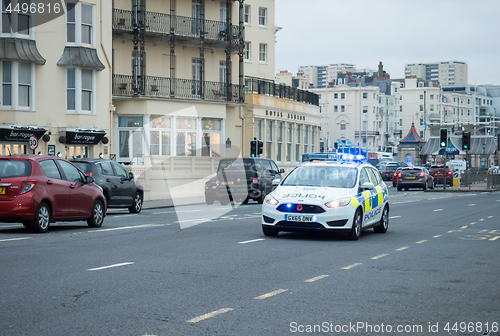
71, 159, 144, 213
215, 158, 284, 205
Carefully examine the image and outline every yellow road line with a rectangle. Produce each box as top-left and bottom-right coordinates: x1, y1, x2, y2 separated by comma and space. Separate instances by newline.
371, 254, 388, 260
304, 275, 329, 283
470, 222, 476, 225
490, 236, 500, 241
342, 263, 362, 269
433, 235, 442, 238
395, 246, 409, 251
488, 216, 494, 218
461, 226, 468, 229
187, 308, 233, 323
489, 230, 497, 234
447, 230, 456, 233
254, 289, 288, 300
479, 219, 485, 221
416, 240, 428, 244
479, 229, 489, 233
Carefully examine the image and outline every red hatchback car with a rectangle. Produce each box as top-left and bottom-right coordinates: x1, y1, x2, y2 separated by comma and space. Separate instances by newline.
0, 155, 106, 233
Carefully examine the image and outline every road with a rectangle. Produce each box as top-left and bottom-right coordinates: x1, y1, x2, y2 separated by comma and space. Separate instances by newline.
1, 188, 499, 336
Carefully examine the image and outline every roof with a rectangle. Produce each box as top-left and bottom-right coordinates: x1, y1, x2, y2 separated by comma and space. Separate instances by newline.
400, 123, 425, 144
57, 46, 105, 70
420, 135, 497, 155
0, 37, 46, 64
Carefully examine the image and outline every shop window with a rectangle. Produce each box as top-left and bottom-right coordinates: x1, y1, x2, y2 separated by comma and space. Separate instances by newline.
201, 118, 221, 157
150, 115, 172, 156
176, 117, 197, 156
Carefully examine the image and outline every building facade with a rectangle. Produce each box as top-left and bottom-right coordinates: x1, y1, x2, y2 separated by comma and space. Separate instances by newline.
298, 63, 356, 89
1, 0, 112, 159
404, 61, 468, 85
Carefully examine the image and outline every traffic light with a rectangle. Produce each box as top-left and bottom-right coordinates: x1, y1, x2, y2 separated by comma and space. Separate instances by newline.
462, 131, 471, 150
250, 139, 257, 157
257, 140, 263, 155
440, 129, 447, 148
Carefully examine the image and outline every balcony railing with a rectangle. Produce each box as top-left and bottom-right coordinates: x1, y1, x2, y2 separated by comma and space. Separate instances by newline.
113, 74, 241, 103
245, 77, 319, 106
113, 9, 242, 45
355, 131, 380, 136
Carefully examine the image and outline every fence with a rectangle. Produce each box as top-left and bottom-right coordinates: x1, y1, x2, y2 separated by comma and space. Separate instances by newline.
459, 171, 500, 190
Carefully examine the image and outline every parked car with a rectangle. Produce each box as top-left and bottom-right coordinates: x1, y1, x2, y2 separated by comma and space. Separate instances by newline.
0, 155, 106, 233
204, 176, 218, 205
397, 167, 434, 191
215, 157, 284, 205
71, 159, 144, 213
429, 165, 453, 186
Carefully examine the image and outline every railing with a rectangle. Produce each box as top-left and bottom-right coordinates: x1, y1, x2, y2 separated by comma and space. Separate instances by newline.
113, 74, 241, 103
113, 9, 242, 45
460, 171, 500, 189
245, 77, 319, 106
355, 131, 380, 136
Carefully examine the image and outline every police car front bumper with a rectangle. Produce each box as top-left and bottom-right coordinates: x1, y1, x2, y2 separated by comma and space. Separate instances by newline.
261, 202, 355, 233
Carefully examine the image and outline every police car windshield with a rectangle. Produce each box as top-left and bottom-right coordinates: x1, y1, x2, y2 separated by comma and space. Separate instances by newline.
282, 165, 358, 188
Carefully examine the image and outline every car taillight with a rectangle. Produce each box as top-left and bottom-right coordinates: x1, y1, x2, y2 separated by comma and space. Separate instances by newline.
394, 172, 397, 176
385, 170, 389, 173
216, 179, 220, 187
252, 177, 258, 184
20, 180, 37, 194
87, 173, 92, 177
447, 171, 452, 175
205, 185, 209, 190
397, 172, 402, 178
419, 172, 425, 177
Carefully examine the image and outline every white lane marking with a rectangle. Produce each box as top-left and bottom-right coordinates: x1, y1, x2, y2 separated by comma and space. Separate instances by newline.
490, 236, 500, 241
90, 224, 163, 232
176, 209, 202, 213
496, 200, 500, 202
395, 246, 409, 251
389, 215, 401, 219
118, 214, 136, 217
416, 240, 428, 244
433, 209, 443, 212
187, 308, 233, 323
304, 275, 329, 283
0, 237, 31, 242
239, 238, 265, 244
371, 254, 388, 260
254, 289, 288, 300
433, 235, 442, 238
468, 204, 476, 206
481, 192, 489, 194
342, 263, 362, 269
152, 211, 173, 215
87, 262, 134, 271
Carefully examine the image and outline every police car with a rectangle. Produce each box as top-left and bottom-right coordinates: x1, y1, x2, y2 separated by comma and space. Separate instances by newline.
261, 155, 389, 240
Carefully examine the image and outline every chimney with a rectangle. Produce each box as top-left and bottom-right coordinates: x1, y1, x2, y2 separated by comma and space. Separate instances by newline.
378, 61, 383, 78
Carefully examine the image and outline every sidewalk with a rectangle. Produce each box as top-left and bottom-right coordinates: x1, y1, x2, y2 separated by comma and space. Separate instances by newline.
143, 196, 206, 210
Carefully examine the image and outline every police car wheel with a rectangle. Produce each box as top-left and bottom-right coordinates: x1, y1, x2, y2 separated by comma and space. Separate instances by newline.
374, 205, 389, 233
262, 226, 279, 236
348, 209, 362, 240
257, 187, 267, 204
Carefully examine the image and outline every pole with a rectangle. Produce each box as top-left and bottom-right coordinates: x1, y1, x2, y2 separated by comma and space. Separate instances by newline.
423, 90, 426, 141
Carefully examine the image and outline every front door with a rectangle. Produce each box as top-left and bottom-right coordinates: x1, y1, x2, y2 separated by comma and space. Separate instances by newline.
192, 58, 203, 97
118, 129, 144, 165
192, 0, 202, 36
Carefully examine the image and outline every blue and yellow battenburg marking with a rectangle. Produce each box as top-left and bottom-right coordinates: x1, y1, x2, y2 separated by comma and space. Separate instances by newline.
350, 183, 388, 209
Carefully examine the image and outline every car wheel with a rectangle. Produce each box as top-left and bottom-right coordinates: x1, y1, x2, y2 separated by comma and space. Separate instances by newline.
374, 205, 389, 233
30, 202, 51, 233
397, 185, 402, 191
242, 197, 249, 205
262, 226, 279, 236
257, 187, 267, 204
392, 182, 396, 187
405, 188, 409, 191
423, 183, 427, 191
205, 197, 214, 205
129, 192, 143, 213
347, 209, 362, 240
87, 200, 104, 228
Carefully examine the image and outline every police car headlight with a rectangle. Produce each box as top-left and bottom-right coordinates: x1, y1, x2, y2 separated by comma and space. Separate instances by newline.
265, 194, 279, 206
325, 197, 351, 208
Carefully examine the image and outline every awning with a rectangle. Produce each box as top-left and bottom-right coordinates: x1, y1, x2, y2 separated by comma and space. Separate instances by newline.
346, 141, 355, 147
469, 136, 497, 154
337, 140, 345, 147
0, 124, 47, 142
0, 37, 46, 64
420, 135, 497, 155
419, 137, 439, 155
57, 47, 105, 71
59, 128, 106, 145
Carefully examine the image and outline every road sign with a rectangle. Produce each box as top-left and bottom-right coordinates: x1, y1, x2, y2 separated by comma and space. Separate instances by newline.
29, 135, 38, 151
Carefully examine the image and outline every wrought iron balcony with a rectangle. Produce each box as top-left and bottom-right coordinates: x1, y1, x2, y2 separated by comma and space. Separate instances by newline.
113, 74, 241, 103
113, 9, 242, 47
355, 131, 380, 136
245, 77, 319, 106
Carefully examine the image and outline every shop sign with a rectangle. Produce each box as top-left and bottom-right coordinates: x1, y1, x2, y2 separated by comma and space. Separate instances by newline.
65, 131, 106, 145
48, 145, 56, 156
0, 128, 46, 142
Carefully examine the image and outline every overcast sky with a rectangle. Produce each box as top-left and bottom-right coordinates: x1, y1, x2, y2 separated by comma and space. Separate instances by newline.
274, 0, 500, 85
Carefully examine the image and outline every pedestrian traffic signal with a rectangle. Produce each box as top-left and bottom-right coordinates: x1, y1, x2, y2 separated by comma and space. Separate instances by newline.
250, 139, 257, 157
462, 131, 471, 150
440, 129, 447, 148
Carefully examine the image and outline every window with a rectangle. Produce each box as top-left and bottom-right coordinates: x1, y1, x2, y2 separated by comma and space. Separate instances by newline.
276, 122, 283, 161
176, 117, 196, 156
244, 5, 250, 24
295, 125, 301, 162
66, 68, 94, 113
430, 94, 434, 100
286, 123, 292, 162
340, 122, 346, 130
362, 92, 367, 99
2, 61, 33, 109
2, 0, 33, 36
258, 7, 266, 26
150, 115, 172, 156
259, 43, 267, 62
304, 126, 309, 153
112, 162, 129, 179
59, 160, 84, 183
430, 104, 434, 112
40, 160, 62, 180
341, 105, 345, 113
201, 118, 221, 157
420, 94, 423, 100
334, 93, 338, 99
244, 42, 251, 61
394, 87, 398, 93
95, 161, 113, 176
362, 106, 368, 114
334, 105, 338, 113
420, 105, 423, 111
266, 120, 273, 159
341, 93, 345, 99
66, 2, 93, 46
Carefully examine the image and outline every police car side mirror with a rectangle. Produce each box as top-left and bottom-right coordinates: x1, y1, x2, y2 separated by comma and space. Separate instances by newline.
361, 182, 375, 190
272, 178, 281, 186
